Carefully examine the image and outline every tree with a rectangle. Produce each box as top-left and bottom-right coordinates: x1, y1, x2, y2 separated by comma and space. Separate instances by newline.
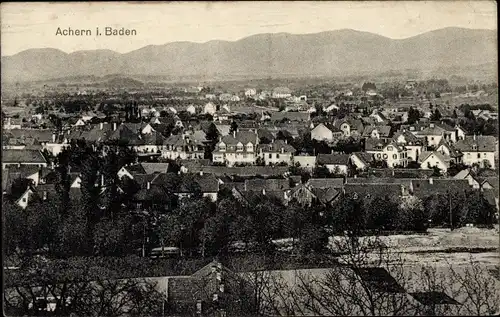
205, 123, 219, 159
313, 165, 332, 178
397, 196, 427, 231
407, 107, 421, 124
4, 257, 164, 316
229, 121, 238, 134
431, 109, 442, 121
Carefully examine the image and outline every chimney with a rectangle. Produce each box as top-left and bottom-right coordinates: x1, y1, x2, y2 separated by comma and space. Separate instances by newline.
43, 191, 47, 201
262, 188, 266, 195
199, 171, 204, 176
147, 181, 151, 190
233, 130, 236, 138
52, 133, 56, 143
51, 161, 55, 169
101, 174, 105, 187
429, 178, 433, 185
113, 122, 117, 131
100, 122, 103, 130
473, 134, 476, 141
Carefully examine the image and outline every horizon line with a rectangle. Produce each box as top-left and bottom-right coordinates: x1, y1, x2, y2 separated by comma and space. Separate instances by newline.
2, 26, 495, 57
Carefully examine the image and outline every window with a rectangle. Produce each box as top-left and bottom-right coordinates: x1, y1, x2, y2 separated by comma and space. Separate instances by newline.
393, 154, 397, 159
277, 154, 280, 159
268, 154, 272, 159
22, 198, 27, 202
431, 137, 434, 141
477, 153, 481, 159
387, 146, 393, 151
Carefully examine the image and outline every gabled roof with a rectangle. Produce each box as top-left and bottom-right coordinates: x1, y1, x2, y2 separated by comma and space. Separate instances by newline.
219, 131, 258, 146
344, 183, 402, 198
311, 187, 340, 204
362, 125, 391, 137
411, 179, 471, 197
436, 138, 462, 158
317, 153, 350, 165
244, 178, 290, 192
2, 149, 47, 164
178, 174, 219, 193
350, 152, 374, 165
179, 159, 211, 171
198, 166, 289, 177
140, 163, 170, 175
454, 136, 496, 152
6, 129, 54, 143
257, 140, 295, 153
418, 151, 451, 164
306, 178, 344, 189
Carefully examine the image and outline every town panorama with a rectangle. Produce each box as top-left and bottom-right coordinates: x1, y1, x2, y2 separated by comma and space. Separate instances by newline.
1, 2, 499, 316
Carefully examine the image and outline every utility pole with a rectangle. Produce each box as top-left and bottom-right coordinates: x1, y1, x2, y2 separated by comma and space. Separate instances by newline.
449, 191, 453, 231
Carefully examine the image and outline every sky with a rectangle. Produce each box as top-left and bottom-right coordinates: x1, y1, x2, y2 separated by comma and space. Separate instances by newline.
1, 1, 497, 56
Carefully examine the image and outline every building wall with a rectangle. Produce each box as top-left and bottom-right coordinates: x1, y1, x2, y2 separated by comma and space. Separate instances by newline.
325, 164, 348, 175
311, 125, 333, 141
350, 155, 369, 170
293, 156, 317, 170
462, 151, 495, 169
406, 145, 423, 162
420, 154, 449, 172
425, 135, 443, 147
263, 152, 293, 166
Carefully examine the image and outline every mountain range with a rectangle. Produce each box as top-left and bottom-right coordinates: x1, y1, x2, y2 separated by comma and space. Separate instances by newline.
1, 27, 496, 83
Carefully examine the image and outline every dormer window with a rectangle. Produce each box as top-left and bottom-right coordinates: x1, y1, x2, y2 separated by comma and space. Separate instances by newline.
246, 143, 253, 152
387, 146, 393, 151
236, 142, 243, 151
472, 144, 477, 151
219, 143, 226, 151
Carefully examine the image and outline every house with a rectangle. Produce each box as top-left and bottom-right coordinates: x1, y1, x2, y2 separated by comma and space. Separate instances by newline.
196, 166, 289, 178
14, 186, 35, 210
162, 133, 205, 160
362, 125, 391, 140
453, 168, 482, 189
414, 122, 458, 147
316, 153, 350, 175
212, 131, 259, 167
323, 104, 339, 113
245, 88, 257, 97
369, 111, 389, 124
4, 165, 43, 187
349, 152, 374, 171
333, 118, 364, 137
365, 139, 408, 167
2, 149, 48, 169
186, 105, 197, 115
410, 178, 471, 199
418, 151, 451, 173
288, 183, 340, 206
311, 123, 342, 142
272, 87, 292, 99
436, 138, 463, 165
454, 135, 496, 169
175, 174, 220, 202
392, 130, 425, 162
3, 117, 22, 130
455, 125, 468, 141
257, 140, 295, 166
203, 102, 217, 115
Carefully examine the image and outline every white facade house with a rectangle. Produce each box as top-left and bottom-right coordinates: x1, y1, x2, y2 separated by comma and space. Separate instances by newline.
317, 153, 350, 175
245, 88, 257, 97
311, 123, 342, 142
258, 140, 295, 166
186, 105, 197, 114
365, 140, 408, 167
212, 131, 259, 167
418, 151, 450, 172
203, 102, 217, 115
393, 130, 425, 162
454, 135, 496, 169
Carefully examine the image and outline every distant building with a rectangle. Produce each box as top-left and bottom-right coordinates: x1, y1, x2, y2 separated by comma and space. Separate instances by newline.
244, 88, 257, 97
272, 87, 292, 99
